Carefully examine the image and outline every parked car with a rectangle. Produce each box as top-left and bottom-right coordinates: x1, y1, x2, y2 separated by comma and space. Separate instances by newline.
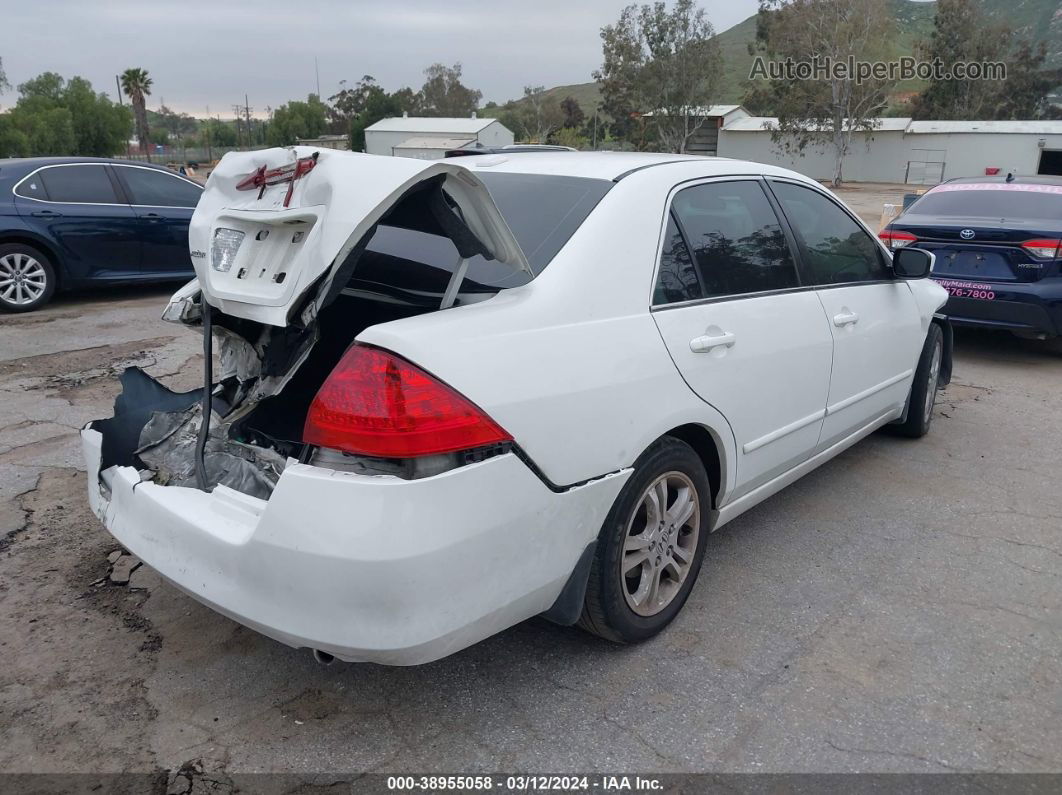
0, 157, 203, 312
83, 148, 951, 665
880, 175, 1062, 338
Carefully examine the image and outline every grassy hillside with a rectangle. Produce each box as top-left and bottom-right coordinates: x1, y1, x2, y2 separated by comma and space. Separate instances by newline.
498, 0, 1059, 115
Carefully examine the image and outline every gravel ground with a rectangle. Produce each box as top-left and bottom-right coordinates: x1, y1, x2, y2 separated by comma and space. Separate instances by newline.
1, 255, 1060, 784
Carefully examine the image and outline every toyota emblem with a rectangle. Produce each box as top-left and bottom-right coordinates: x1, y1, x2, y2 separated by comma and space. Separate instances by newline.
960, 229, 975, 240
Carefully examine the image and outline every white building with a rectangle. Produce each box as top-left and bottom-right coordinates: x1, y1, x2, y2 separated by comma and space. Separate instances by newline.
364, 115, 514, 159
716, 117, 1062, 184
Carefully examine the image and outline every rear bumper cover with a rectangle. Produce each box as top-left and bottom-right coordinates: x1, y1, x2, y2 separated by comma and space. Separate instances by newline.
933, 277, 1062, 335
82, 428, 628, 665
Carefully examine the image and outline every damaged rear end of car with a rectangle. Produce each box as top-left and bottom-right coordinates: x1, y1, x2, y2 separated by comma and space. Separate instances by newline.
81, 147, 625, 664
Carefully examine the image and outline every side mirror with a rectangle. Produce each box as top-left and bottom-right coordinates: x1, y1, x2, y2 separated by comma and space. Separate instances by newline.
892, 247, 934, 279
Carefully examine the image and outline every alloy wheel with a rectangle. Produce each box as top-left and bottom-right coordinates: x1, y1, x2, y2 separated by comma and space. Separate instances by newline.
0, 253, 48, 306
924, 337, 942, 422
620, 471, 701, 616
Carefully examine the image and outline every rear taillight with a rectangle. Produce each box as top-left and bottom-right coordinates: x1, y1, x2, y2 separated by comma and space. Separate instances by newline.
303, 345, 512, 458
879, 229, 918, 250
1020, 239, 1062, 259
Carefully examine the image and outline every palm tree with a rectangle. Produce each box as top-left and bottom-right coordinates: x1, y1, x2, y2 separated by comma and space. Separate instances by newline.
120, 68, 153, 155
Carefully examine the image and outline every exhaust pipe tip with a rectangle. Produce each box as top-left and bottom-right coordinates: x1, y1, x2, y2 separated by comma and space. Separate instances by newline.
312, 648, 335, 666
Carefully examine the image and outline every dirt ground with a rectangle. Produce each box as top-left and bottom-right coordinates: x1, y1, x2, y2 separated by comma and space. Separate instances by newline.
1, 209, 1061, 784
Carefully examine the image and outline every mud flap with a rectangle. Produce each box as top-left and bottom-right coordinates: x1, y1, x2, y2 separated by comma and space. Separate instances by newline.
539, 541, 597, 626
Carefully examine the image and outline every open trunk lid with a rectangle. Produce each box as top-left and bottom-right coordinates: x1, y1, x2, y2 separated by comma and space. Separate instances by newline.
190, 146, 531, 327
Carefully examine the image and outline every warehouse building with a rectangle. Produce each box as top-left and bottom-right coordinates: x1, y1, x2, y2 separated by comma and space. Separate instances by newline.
716, 116, 1062, 184
364, 114, 514, 159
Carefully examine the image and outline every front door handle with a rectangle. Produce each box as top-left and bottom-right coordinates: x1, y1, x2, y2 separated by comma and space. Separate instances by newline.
142, 212, 163, 222
833, 310, 859, 327
30, 210, 62, 218
690, 331, 736, 353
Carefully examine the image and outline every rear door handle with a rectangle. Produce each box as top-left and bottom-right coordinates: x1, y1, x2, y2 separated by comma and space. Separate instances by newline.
833, 310, 859, 327
690, 331, 736, 353
143, 212, 163, 221
30, 210, 62, 218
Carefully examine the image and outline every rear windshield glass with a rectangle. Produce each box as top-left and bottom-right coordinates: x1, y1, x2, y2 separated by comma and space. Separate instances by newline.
360, 172, 612, 292
910, 187, 1062, 221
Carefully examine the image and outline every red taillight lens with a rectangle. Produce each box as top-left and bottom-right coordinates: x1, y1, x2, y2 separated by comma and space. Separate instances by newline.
1020, 239, 1062, 259
879, 229, 918, 250
303, 345, 512, 458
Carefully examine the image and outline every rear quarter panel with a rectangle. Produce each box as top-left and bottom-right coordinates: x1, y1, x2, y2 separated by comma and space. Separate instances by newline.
358, 163, 745, 492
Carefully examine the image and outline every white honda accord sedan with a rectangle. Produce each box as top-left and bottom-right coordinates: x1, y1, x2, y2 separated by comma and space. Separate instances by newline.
82, 147, 951, 665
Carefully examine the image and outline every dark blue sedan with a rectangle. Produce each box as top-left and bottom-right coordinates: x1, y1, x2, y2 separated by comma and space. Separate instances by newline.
880, 175, 1062, 339
0, 157, 202, 312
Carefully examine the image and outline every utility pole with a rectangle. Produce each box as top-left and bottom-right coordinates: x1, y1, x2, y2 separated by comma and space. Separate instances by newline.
315, 57, 321, 98
232, 103, 245, 148
244, 95, 253, 147
205, 105, 213, 164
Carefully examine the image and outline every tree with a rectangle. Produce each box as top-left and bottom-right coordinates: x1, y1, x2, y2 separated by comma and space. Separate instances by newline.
329, 75, 381, 132
560, 96, 585, 129
911, 0, 1061, 120
994, 40, 1062, 120
120, 68, 153, 154
419, 63, 481, 117
266, 94, 329, 146
595, 1, 723, 153
349, 86, 402, 151
749, 0, 894, 186
0, 56, 10, 104
61, 77, 131, 156
7, 72, 129, 157
202, 118, 238, 149
156, 104, 198, 149
518, 86, 565, 142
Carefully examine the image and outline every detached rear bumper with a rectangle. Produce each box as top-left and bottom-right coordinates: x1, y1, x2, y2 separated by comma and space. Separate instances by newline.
82, 429, 627, 665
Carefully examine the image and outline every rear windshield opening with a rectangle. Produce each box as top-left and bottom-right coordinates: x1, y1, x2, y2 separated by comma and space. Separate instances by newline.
350, 172, 612, 298
911, 188, 1062, 221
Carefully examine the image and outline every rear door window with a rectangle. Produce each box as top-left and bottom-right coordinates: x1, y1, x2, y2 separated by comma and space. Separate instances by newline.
116, 166, 202, 207
14, 173, 49, 200
770, 181, 891, 285
663, 180, 799, 300
654, 213, 701, 304
37, 165, 119, 204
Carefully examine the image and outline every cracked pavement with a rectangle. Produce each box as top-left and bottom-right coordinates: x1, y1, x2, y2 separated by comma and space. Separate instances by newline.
0, 283, 1060, 779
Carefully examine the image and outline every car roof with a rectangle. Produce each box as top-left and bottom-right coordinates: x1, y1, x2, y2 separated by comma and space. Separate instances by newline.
448, 151, 735, 181
0, 156, 177, 173
943, 174, 1062, 187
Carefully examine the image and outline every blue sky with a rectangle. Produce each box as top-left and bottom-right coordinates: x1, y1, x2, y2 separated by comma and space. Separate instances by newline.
0, 0, 767, 116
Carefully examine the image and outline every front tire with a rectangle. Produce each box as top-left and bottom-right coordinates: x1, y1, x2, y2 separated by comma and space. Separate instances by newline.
578, 437, 710, 643
890, 322, 944, 438
0, 244, 56, 313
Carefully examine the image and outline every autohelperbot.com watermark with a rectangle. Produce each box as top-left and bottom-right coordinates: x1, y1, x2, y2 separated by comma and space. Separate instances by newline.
750, 55, 1007, 84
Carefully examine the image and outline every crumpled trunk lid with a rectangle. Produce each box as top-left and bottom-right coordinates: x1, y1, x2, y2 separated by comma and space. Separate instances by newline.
190, 146, 530, 327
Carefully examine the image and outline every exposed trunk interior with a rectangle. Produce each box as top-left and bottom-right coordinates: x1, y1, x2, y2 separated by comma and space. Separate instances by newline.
90, 173, 517, 500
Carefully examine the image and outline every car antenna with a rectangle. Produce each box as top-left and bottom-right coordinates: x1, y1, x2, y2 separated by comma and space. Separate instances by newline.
1005, 171, 1015, 182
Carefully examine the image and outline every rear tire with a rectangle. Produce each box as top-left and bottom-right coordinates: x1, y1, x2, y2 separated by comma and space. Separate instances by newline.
0, 243, 57, 313
889, 322, 944, 439
578, 437, 710, 643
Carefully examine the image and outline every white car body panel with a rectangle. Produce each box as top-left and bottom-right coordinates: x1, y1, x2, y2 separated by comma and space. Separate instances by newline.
84, 151, 948, 664
815, 282, 924, 446
83, 428, 628, 665
652, 291, 833, 497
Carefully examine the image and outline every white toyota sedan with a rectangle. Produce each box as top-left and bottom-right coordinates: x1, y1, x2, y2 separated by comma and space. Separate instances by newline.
82, 148, 951, 665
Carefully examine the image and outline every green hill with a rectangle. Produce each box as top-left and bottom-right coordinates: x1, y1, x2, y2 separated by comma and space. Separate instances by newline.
498, 0, 1060, 114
